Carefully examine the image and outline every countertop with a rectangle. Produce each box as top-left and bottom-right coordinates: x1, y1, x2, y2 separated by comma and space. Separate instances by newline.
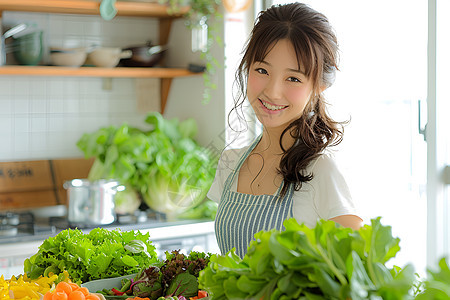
0, 219, 215, 259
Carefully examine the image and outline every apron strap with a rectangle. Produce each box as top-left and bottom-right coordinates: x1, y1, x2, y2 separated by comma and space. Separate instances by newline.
222, 134, 262, 192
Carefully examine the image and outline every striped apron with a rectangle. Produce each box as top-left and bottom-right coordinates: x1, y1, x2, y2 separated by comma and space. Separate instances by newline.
215, 136, 294, 258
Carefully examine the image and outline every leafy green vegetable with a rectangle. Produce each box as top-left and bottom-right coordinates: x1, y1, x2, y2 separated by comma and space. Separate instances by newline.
415, 257, 450, 299
114, 185, 142, 215
23, 228, 158, 283
161, 250, 211, 291
198, 217, 417, 299
100, 250, 211, 300
131, 266, 164, 298
166, 272, 198, 298
76, 112, 218, 218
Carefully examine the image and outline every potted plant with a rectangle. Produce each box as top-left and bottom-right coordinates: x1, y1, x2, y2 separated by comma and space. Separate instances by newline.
164, 0, 222, 103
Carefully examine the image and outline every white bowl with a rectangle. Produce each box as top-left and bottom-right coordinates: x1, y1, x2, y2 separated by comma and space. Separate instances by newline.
87, 47, 132, 68
81, 273, 136, 294
50, 47, 87, 67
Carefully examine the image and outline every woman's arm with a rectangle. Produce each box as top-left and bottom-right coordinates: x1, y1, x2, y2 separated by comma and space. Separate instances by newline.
330, 214, 363, 230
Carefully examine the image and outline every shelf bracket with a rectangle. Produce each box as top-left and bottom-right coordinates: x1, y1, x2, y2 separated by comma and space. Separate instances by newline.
161, 78, 172, 114
159, 18, 173, 45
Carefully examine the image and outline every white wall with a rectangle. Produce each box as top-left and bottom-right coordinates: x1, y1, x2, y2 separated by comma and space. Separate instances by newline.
0, 10, 225, 161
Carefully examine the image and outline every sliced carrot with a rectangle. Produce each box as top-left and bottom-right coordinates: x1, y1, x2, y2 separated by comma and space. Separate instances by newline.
44, 291, 54, 300
85, 294, 100, 300
53, 290, 69, 300
68, 290, 86, 300
56, 281, 73, 295
78, 287, 90, 296
69, 282, 80, 291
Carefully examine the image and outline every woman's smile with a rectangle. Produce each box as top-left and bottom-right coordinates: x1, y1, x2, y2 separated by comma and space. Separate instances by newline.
258, 98, 288, 113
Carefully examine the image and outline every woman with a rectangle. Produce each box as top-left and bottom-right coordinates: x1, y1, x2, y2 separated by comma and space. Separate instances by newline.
208, 2, 363, 258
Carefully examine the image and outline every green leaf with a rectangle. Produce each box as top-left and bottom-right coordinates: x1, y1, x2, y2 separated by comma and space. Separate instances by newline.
313, 267, 342, 297
346, 251, 374, 299
223, 276, 249, 299
236, 275, 267, 294
269, 232, 299, 262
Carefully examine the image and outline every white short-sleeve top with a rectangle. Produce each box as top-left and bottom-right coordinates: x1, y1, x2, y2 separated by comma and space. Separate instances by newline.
207, 146, 360, 228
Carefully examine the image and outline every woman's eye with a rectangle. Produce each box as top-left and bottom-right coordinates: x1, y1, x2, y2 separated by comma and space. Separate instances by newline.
255, 68, 268, 75
287, 76, 301, 83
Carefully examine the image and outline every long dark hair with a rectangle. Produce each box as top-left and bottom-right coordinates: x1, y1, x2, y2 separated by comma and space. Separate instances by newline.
232, 2, 345, 198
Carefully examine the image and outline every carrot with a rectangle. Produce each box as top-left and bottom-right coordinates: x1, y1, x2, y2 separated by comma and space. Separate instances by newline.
44, 292, 54, 300
56, 281, 73, 295
78, 287, 90, 296
52, 290, 68, 300
69, 282, 80, 291
68, 290, 86, 300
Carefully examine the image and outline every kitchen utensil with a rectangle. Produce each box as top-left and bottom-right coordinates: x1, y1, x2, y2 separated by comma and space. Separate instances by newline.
3, 23, 28, 39
50, 47, 87, 67
12, 31, 43, 65
0, 212, 20, 236
121, 44, 167, 67
64, 179, 125, 227
99, 0, 117, 21
88, 47, 132, 67
1, 23, 28, 65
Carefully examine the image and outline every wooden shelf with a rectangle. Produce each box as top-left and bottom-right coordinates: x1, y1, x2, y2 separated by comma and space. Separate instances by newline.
0, 65, 200, 78
0, 65, 201, 113
0, 0, 195, 114
0, 0, 189, 18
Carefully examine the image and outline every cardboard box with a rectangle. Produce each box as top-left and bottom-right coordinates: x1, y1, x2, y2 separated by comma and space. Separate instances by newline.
0, 158, 94, 211
0, 190, 58, 209
0, 161, 53, 193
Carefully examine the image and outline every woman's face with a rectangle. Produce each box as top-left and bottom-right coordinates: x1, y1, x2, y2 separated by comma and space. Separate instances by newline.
247, 39, 314, 130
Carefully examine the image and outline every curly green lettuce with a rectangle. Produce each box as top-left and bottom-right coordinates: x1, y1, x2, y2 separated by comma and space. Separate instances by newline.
24, 228, 159, 283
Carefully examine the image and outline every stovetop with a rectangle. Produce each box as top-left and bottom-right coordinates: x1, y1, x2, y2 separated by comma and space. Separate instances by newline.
0, 210, 178, 244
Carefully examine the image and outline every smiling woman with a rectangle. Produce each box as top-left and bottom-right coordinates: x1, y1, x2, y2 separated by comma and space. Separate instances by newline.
208, 2, 362, 259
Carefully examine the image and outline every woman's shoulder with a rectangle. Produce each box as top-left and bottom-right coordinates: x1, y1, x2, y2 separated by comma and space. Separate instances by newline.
218, 145, 250, 170
305, 151, 340, 174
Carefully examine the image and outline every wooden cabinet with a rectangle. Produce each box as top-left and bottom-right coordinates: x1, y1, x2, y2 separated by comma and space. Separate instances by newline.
0, 0, 199, 113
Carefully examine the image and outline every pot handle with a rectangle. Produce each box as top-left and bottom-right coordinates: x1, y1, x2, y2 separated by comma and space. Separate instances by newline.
147, 45, 168, 56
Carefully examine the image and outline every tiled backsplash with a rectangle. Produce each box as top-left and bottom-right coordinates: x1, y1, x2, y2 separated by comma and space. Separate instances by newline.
0, 11, 161, 161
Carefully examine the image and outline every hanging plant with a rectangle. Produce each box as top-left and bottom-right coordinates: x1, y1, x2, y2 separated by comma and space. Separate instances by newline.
162, 0, 222, 104
99, 0, 222, 103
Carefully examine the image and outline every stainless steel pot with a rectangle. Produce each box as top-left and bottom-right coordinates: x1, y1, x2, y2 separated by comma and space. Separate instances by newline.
64, 179, 124, 227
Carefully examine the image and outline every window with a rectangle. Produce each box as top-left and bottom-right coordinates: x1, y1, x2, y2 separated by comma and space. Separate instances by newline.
269, 0, 428, 273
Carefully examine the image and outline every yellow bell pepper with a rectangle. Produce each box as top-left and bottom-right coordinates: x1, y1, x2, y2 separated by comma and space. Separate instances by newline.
0, 271, 71, 300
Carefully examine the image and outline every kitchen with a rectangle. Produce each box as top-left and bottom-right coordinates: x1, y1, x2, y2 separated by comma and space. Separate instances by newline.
1, 0, 450, 298
0, 0, 227, 278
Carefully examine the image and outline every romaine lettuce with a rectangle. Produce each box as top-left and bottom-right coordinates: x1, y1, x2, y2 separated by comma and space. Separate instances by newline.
76, 112, 218, 219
